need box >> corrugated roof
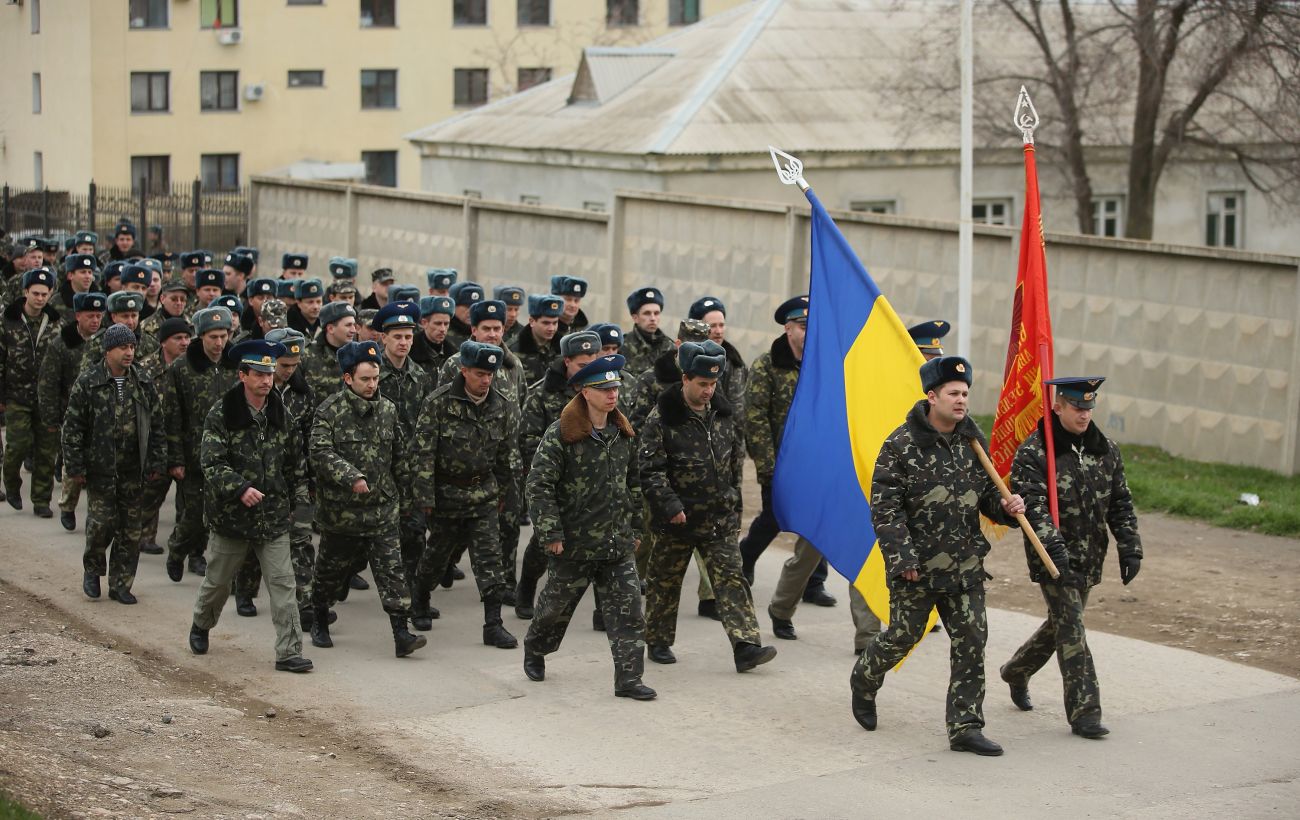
[570,48,677,105]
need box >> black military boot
[60,510,76,531]
[647,644,676,665]
[514,565,541,620]
[850,655,877,731]
[300,607,314,630]
[187,554,207,577]
[411,583,436,632]
[188,623,209,655]
[950,730,1004,756]
[391,615,428,657]
[733,642,777,672]
[82,571,101,599]
[769,608,797,640]
[482,601,518,649]
[166,556,184,582]
[1071,719,1110,739]
[310,605,333,648]
[523,648,545,681]
[235,595,257,617]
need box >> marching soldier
[280,253,309,281]
[136,317,193,555]
[1000,376,1142,739]
[187,338,313,673]
[64,323,166,605]
[494,286,525,345]
[509,294,563,385]
[80,291,160,375]
[588,323,623,355]
[98,221,142,265]
[410,296,456,392]
[287,278,325,337]
[639,341,778,673]
[221,252,253,299]
[308,341,426,658]
[239,279,278,334]
[360,267,394,310]
[52,254,98,321]
[850,356,1023,756]
[624,319,710,429]
[193,268,224,312]
[0,268,62,516]
[161,306,238,582]
[551,275,589,334]
[39,291,106,531]
[622,287,672,376]
[522,354,655,700]
[445,282,483,349]
[688,296,748,412]
[299,301,357,408]
[141,281,191,337]
[425,268,456,298]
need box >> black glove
[1120,555,1141,585]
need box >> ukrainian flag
[772,190,926,624]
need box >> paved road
[2,492,1297,818]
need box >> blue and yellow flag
[772,190,926,624]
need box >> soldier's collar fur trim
[221,383,286,431]
[721,338,746,369]
[516,325,551,355]
[906,399,987,449]
[1044,412,1108,456]
[559,394,634,444]
[653,349,681,385]
[656,381,731,427]
[186,337,233,372]
[61,321,85,349]
[543,359,568,392]
[770,333,799,371]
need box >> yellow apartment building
[1,0,744,192]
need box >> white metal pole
[957,0,974,358]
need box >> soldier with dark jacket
[850,356,1024,756]
[522,354,656,701]
[624,319,710,430]
[64,323,166,605]
[187,340,312,673]
[510,294,563,385]
[639,342,777,673]
[51,254,98,321]
[688,296,748,413]
[410,296,456,393]
[413,341,518,646]
[161,306,238,582]
[141,282,191,339]
[307,341,425,658]
[97,221,143,266]
[445,282,483,350]
[495,286,526,346]
[1000,377,1142,740]
[551,275,590,335]
[39,292,105,531]
[78,291,159,376]
[621,287,672,377]
[0,268,63,515]
[299,301,356,409]
[136,317,193,555]
[286,278,324,338]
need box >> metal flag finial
[769,145,809,191]
[1014,85,1040,145]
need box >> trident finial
[1014,86,1040,145]
[769,146,808,191]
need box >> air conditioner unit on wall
[216,28,242,45]
[244,84,265,102]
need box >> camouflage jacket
[638,383,744,539]
[557,308,589,337]
[37,322,91,429]
[1011,414,1142,586]
[286,305,319,339]
[299,336,344,410]
[871,400,1013,591]
[201,384,305,543]
[410,332,455,393]
[136,349,182,384]
[521,362,575,476]
[49,287,85,323]
[309,387,409,534]
[379,354,427,438]
[413,374,516,517]
[744,334,800,483]
[625,349,680,430]
[716,339,748,417]
[140,304,187,339]
[275,369,316,498]
[509,326,559,386]
[79,326,160,376]
[62,361,165,484]
[622,326,673,377]
[161,342,238,470]
[525,395,643,562]
[445,315,472,350]
[0,299,61,405]
[503,322,523,346]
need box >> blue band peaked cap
[229,339,287,373]
[373,300,420,330]
[689,296,726,320]
[459,340,504,371]
[528,293,563,317]
[426,267,457,290]
[1047,376,1106,409]
[774,294,809,325]
[569,354,626,388]
[679,340,727,378]
[919,355,973,393]
[419,295,455,317]
[907,320,950,351]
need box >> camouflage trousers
[234,505,317,613]
[58,473,84,514]
[83,479,145,593]
[312,527,411,618]
[421,512,506,602]
[853,582,988,742]
[645,531,759,649]
[166,472,209,562]
[1000,583,1100,726]
[3,402,58,506]
[193,531,303,662]
[525,555,647,691]
[498,475,523,593]
[398,508,425,588]
[138,474,172,547]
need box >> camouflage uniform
[556,308,589,336]
[161,343,239,567]
[515,362,577,611]
[79,326,160,375]
[62,361,166,594]
[510,327,560,386]
[0,299,62,506]
[639,383,760,650]
[716,340,748,416]
[410,332,455,393]
[621,326,673,377]
[851,399,1013,742]
[140,305,187,339]
[299,336,344,409]
[445,315,473,350]
[135,348,180,550]
[379,353,429,584]
[1000,414,1142,726]
[38,323,92,518]
[524,396,647,690]
[308,387,414,618]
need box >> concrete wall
[250,177,1300,474]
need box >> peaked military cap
[774,294,809,325]
[21,268,55,291]
[549,275,587,297]
[679,340,727,379]
[102,323,136,351]
[908,320,950,354]
[64,254,98,273]
[527,294,563,318]
[1047,376,1106,410]
[677,318,710,343]
[426,268,457,290]
[449,281,485,306]
[213,295,243,316]
[420,295,455,318]
[161,279,189,294]
[559,330,601,358]
[689,296,726,320]
[626,286,665,314]
[920,355,973,393]
[371,267,396,283]
[180,251,206,269]
[120,264,151,288]
[327,256,357,280]
[319,300,356,328]
[224,252,255,275]
[265,327,307,358]
[193,306,233,335]
[388,284,421,303]
[246,278,277,298]
[276,280,297,298]
[73,291,107,312]
[374,300,420,331]
[229,339,287,373]
[569,354,626,389]
[459,340,504,371]
[337,340,381,373]
[494,285,526,307]
[295,278,324,300]
[588,322,623,349]
[74,230,98,246]
[281,252,308,271]
[469,299,506,325]
[107,291,144,314]
[102,260,127,283]
[156,317,192,343]
[196,268,225,289]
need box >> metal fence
[1,181,248,253]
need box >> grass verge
[0,792,41,820]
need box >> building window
[1091,196,1124,238]
[520,194,541,206]
[33,153,43,189]
[31,74,41,114]
[669,0,699,26]
[850,199,897,215]
[200,71,239,111]
[200,0,238,28]
[517,67,552,91]
[972,198,1012,226]
[454,68,489,107]
[129,0,169,29]
[130,72,170,113]
[517,0,549,26]
[201,154,240,190]
[131,155,171,194]
[583,201,606,213]
[30,0,40,33]
[360,0,396,27]
[454,0,486,25]
[288,70,324,88]
[607,0,638,26]
[1206,191,1244,249]
[362,151,398,187]
[360,69,397,109]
